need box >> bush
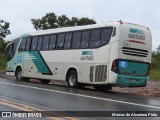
[0,52,7,70]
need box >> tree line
[151,46,160,70]
[31,12,96,30]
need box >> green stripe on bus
[28,51,52,75]
[82,51,93,55]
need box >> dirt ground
[112,81,160,97]
[0,70,160,97]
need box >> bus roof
[29,22,120,36]
[23,21,149,37]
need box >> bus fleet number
[123,42,131,47]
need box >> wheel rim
[69,75,76,86]
[18,71,22,80]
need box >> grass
[0,52,7,70]
[150,69,160,81]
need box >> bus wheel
[94,85,112,92]
[16,68,23,81]
[40,79,51,84]
[67,71,78,88]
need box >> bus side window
[31,36,38,51]
[42,35,50,50]
[26,38,31,51]
[49,34,57,50]
[37,36,43,51]
[56,33,65,49]
[89,29,101,48]
[72,31,81,49]
[64,32,72,49]
[19,38,27,51]
[101,28,113,45]
[80,31,90,49]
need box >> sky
[0,0,159,50]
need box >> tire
[15,68,23,81]
[40,79,51,84]
[94,85,112,92]
[67,71,78,88]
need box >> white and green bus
[6,21,152,91]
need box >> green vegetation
[150,48,160,80]
[150,69,160,80]
[0,19,10,70]
[31,12,96,30]
[0,52,7,70]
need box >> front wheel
[67,71,78,88]
[15,68,23,81]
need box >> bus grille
[122,47,148,57]
[95,65,107,82]
[89,66,94,82]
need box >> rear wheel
[15,68,23,81]
[94,85,112,92]
[40,79,51,84]
[67,71,78,88]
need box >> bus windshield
[6,38,20,61]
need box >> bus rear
[111,22,152,87]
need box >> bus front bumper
[116,74,148,87]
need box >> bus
[6,21,152,91]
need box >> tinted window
[31,37,38,50]
[64,33,72,49]
[72,31,81,49]
[49,35,57,50]
[26,38,31,51]
[101,28,113,45]
[37,36,43,50]
[91,29,101,41]
[19,38,27,51]
[89,29,101,48]
[10,43,14,53]
[80,31,90,49]
[42,35,50,50]
[56,33,65,49]
[7,43,14,61]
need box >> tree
[0,20,11,39]
[77,17,96,26]
[31,12,96,30]
[0,20,11,52]
[156,45,160,53]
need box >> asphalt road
[0,77,160,120]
